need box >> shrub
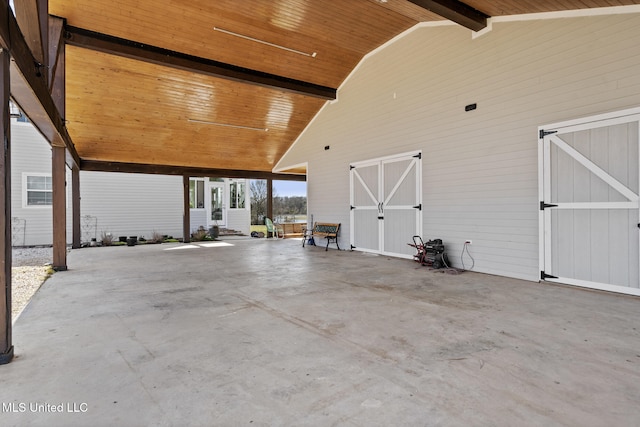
[150,231,164,244]
[191,227,208,241]
[101,231,114,246]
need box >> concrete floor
[1,237,639,427]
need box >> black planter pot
[126,236,137,246]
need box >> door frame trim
[350,150,422,258]
[538,106,640,294]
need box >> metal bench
[302,222,341,251]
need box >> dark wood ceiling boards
[43,0,640,176]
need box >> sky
[274,180,307,197]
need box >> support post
[267,179,273,222]
[183,175,190,243]
[71,164,80,248]
[52,146,67,270]
[0,49,13,365]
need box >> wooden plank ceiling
[45,0,640,176]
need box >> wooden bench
[280,222,305,238]
[302,222,341,251]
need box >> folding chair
[265,218,283,239]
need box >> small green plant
[101,231,114,246]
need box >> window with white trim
[24,174,52,206]
[229,180,246,209]
[189,178,205,209]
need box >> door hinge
[540,201,558,210]
[413,153,422,159]
[349,165,355,170]
[541,271,558,280]
[413,204,422,210]
[539,129,558,140]
[350,205,355,210]
[350,245,356,250]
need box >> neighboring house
[10,117,250,246]
[276,12,640,296]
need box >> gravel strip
[11,247,54,322]
[12,246,53,267]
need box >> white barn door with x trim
[539,107,640,295]
[350,151,422,258]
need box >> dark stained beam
[71,164,81,249]
[182,176,191,243]
[47,15,65,114]
[407,0,489,31]
[0,49,13,365]
[52,146,67,271]
[80,160,307,182]
[13,0,48,71]
[267,179,273,224]
[0,3,80,168]
[64,26,336,101]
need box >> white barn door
[539,108,640,295]
[350,152,422,258]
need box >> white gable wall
[277,13,640,281]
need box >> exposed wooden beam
[64,26,337,101]
[47,15,65,115]
[407,0,489,31]
[80,160,307,182]
[13,0,48,72]
[0,49,13,365]
[0,4,80,168]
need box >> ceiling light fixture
[213,27,317,58]
[188,118,268,132]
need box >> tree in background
[250,180,268,225]
[251,180,307,224]
[273,196,307,222]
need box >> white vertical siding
[189,209,207,233]
[79,171,183,241]
[226,208,251,235]
[11,122,251,245]
[10,120,73,246]
[278,14,640,281]
[11,120,184,244]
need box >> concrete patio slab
[1,238,639,426]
